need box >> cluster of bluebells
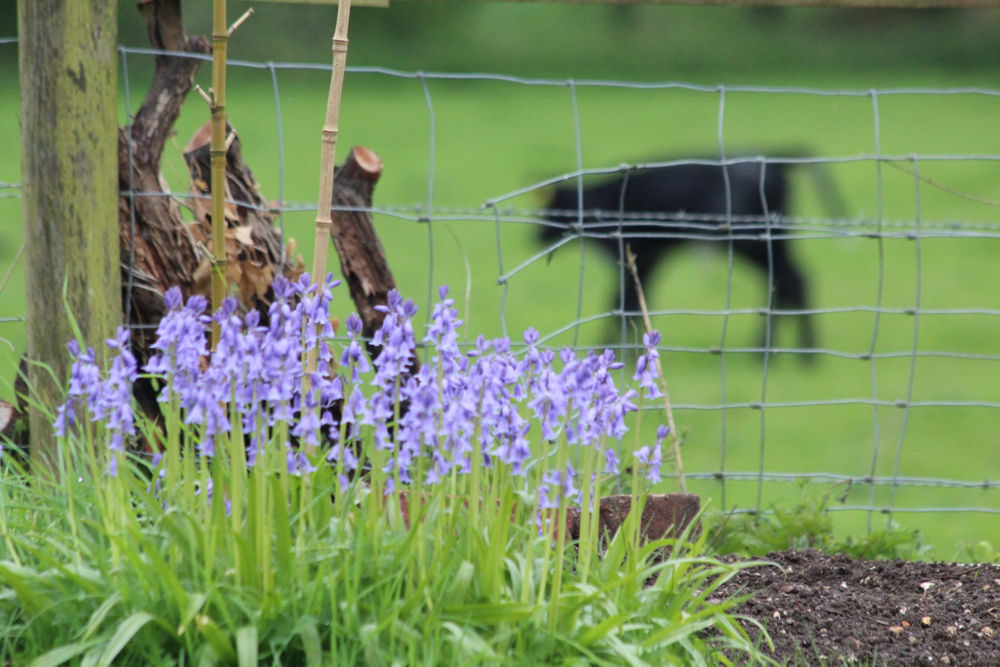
[55,327,138,476]
[53,275,670,503]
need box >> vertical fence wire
[568,79,587,349]
[756,156,776,512]
[419,72,437,330]
[865,89,887,532]
[887,157,923,520]
[120,46,138,332]
[716,86,734,511]
[615,171,631,356]
[4,41,1000,525]
[267,61,288,273]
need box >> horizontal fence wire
[4,39,1000,533]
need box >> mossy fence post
[17,0,122,473]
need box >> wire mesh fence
[3,38,1000,547]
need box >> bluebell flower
[603,448,620,475]
[52,275,671,524]
[633,330,663,400]
[634,424,669,484]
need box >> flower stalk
[47,276,695,654]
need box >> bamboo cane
[311,0,353,288]
[208,0,229,349]
[199,6,253,348]
[307,0,353,381]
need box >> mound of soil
[714,550,1000,665]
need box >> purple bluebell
[633,330,663,400]
[634,424,669,484]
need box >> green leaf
[642,616,718,650]
[441,602,535,625]
[295,616,323,666]
[270,476,292,578]
[578,611,632,647]
[197,614,236,663]
[0,560,43,612]
[177,592,209,637]
[28,640,97,667]
[97,612,156,667]
[443,560,475,604]
[235,625,258,666]
[442,621,499,661]
[80,592,122,642]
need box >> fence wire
[3,40,999,538]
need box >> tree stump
[183,121,304,316]
[329,147,420,378]
[13,0,416,459]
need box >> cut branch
[120,0,209,354]
[329,147,420,378]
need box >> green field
[2,12,1000,560]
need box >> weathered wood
[122,2,303,348]
[329,147,389,337]
[15,1,416,462]
[183,121,305,314]
[18,0,121,471]
[120,0,210,355]
[329,147,418,377]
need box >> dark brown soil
[714,550,1000,665]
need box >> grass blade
[97,611,155,667]
[295,616,322,666]
[235,625,258,666]
[28,641,97,667]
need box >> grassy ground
[2,13,1000,559]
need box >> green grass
[2,33,1000,562]
[0,279,772,663]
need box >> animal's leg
[734,238,815,360]
[770,243,816,358]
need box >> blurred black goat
[540,159,831,355]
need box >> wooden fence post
[17,0,122,472]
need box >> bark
[18,0,121,471]
[119,0,210,354]
[183,121,304,317]
[15,0,414,460]
[329,146,419,377]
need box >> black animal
[540,159,818,354]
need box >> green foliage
[3,2,1000,575]
[706,485,932,562]
[0,318,770,665]
[954,540,1000,564]
[0,446,770,663]
[126,4,1000,79]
